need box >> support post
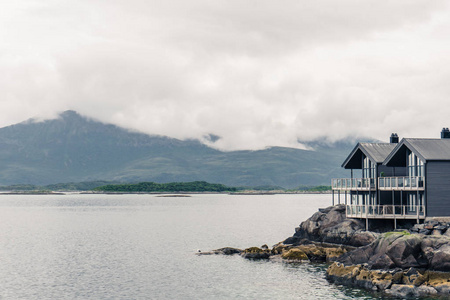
[332,190,334,206]
[338,191,340,205]
[400,191,403,216]
[417,190,420,224]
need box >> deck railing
[331,178,375,191]
[378,176,424,190]
[346,204,425,219]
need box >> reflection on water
[0,194,380,299]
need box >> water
[0,193,382,299]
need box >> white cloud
[1,0,450,150]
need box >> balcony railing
[378,176,424,190]
[346,204,426,219]
[331,178,376,191]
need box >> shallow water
[0,193,391,299]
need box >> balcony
[346,204,426,219]
[331,178,376,191]
[378,176,424,191]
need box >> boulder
[241,247,271,259]
[281,248,309,261]
[292,204,376,247]
[385,234,424,268]
[430,245,450,271]
[197,247,242,255]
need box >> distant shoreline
[0,191,332,196]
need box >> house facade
[332,129,450,227]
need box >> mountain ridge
[0,110,354,188]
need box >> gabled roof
[384,138,450,166]
[342,143,397,169]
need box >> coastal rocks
[241,247,271,259]
[281,248,309,261]
[196,247,242,255]
[336,232,428,270]
[327,263,450,296]
[410,219,450,236]
[291,204,378,247]
[327,231,450,297]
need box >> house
[332,129,450,228]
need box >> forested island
[0,180,331,193]
[93,181,237,193]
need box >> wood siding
[426,161,450,217]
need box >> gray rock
[293,204,373,247]
[386,284,418,298]
[434,284,450,295]
[419,229,432,235]
[241,252,270,259]
[368,254,395,270]
[430,245,450,271]
[416,286,438,296]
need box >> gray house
[332,129,450,228]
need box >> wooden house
[332,129,450,227]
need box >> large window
[362,156,375,178]
[407,150,424,177]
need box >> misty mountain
[0,111,354,188]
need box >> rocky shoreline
[202,204,450,298]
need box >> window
[407,150,424,177]
[362,156,375,179]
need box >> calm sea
[0,194,383,299]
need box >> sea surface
[0,193,388,299]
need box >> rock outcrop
[335,231,450,271]
[288,204,378,247]
[201,204,450,298]
[327,263,450,297]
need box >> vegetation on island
[296,185,331,192]
[93,181,237,193]
[0,181,120,192]
[0,180,331,193]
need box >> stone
[416,286,438,296]
[426,270,450,287]
[430,245,450,271]
[424,220,439,229]
[241,247,271,259]
[281,248,309,261]
[348,231,378,247]
[370,270,393,290]
[368,254,395,270]
[197,247,242,255]
[282,236,300,245]
[386,284,417,298]
[292,204,371,246]
[434,284,450,295]
[385,234,423,268]
[419,229,432,235]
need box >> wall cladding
[426,161,450,217]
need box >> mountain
[0,111,354,188]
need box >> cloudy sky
[1,0,450,150]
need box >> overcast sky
[2,1,450,150]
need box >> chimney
[441,128,450,139]
[390,133,399,143]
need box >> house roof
[342,142,397,169]
[384,138,450,166]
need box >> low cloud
[1,0,449,150]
